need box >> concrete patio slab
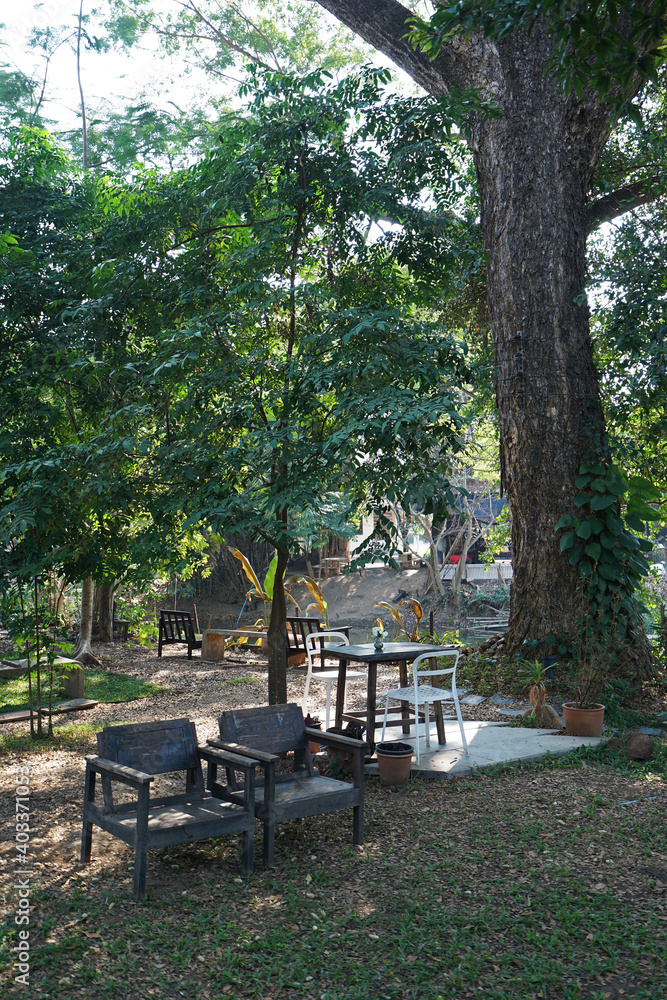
[365,719,601,780]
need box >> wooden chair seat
[234,771,358,819]
[100,798,252,849]
[81,718,258,900]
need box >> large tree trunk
[313,0,654,672]
[472,29,609,654]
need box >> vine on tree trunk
[553,463,661,682]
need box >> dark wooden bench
[157,609,203,658]
[209,703,367,868]
[81,718,258,900]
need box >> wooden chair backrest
[159,610,196,642]
[97,718,204,795]
[286,616,321,653]
[219,703,307,756]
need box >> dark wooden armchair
[81,718,258,900]
[209,703,367,867]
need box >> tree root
[72,640,102,668]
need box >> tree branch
[310,0,469,93]
[586,174,666,232]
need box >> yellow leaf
[229,548,266,600]
[398,598,423,623]
[373,601,403,626]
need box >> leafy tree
[103,67,473,700]
[0,125,209,657]
[1,65,481,701]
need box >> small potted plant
[562,655,607,737]
[562,603,624,737]
[370,619,389,650]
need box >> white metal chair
[302,631,365,730]
[380,649,469,763]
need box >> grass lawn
[0,741,665,999]
[0,668,164,713]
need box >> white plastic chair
[302,631,365,730]
[380,649,469,763]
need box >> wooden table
[321,556,349,576]
[323,641,450,754]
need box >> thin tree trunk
[415,513,445,598]
[451,519,473,604]
[96,580,115,643]
[267,547,288,704]
[72,576,101,667]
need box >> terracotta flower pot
[376,741,414,786]
[562,702,605,737]
[304,716,322,755]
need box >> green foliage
[480,501,511,563]
[409,1,667,108]
[553,462,662,702]
[600,677,665,729]
[457,651,524,696]
[521,658,548,688]
[423,626,462,647]
[456,585,510,613]
[554,463,660,590]
[589,172,667,478]
[106,0,370,78]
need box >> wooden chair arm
[197,745,259,773]
[207,738,278,765]
[85,756,154,787]
[315,731,368,754]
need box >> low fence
[440,561,513,584]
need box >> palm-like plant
[373,598,423,642]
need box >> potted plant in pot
[562,590,629,738]
[375,740,414,786]
[562,658,607,737]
